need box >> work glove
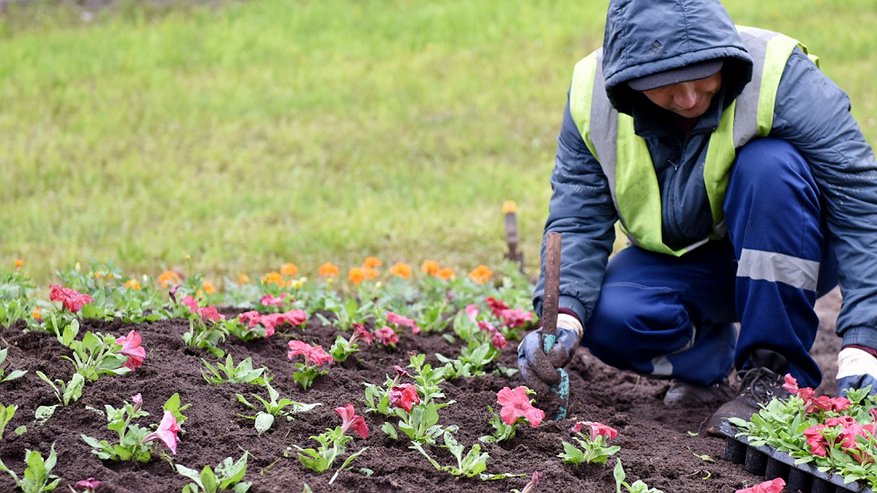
[517,313,583,407]
[836,347,877,397]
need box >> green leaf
[63,372,85,405]
[381,422,398,440]
[175,463,204,487]
[200,466,220,493]
[254,412,275,435]
[35,405,58,425]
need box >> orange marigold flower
[158,270,182,289]
[32,307,42,320]
[14,258,24,269]
[348,267,366,285]
[202,280,216,294]
[502,200,518,214]
[124,279,142,291]
[389,262,412,279]
[436,267,455,281]
[261,271,285,287]
[468,264,493,284]
[363,256,382,269]
[319,262,340,278]
[238,273,251,285]
[280,263,298,277]
[420,260,440,276]
[364,267,380,280]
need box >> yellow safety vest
[568,26,817,256]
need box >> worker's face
[641,72,722,119]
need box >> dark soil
[0,289,843,493]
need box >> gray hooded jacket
[535,0,877,349]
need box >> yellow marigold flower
[14,258,24,269]
[502,200,518,214]
[468,264,493,284]
[348,267,365,285]
[158,270,182,288]
[32,307,42,320]
[319,262,340,278]
[238,273,251,285]
[436,267,455,281]
[261,271,285,287]
[124,279,141,290]
[289,277,307,289]
[363,256,382,269]
[202,280,216,294]
[281,263,298,277]
[420,259,440,276]
[389,262,412,279]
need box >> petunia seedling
[613,459,665,493]
[236,383,320,435]
[294,404,370,484]
[81,395,184,462]
[0,443,61,493]
[329,323,374,363]
[481,386,544,444]
[287,340,333,390]
[201,355,271,386]
[175,451,252,493]
[0,347,27,383]
[558,420,621,465]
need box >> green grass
[1,0,875,285]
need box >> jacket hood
[602,0,754,116]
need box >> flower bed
[0,259,815,492]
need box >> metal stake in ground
[541,231,569,420]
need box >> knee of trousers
[730,138,818,198]
[584,283,694,365]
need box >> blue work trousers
[584,139,837,388]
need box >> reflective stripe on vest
[569,27,814,256]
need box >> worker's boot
[704,349,789,435]
[663,379,735,407]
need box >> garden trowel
[541,231,570,420]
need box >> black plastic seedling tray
[719,422,873,493]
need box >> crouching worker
[518,0,877,432]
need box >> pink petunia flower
[496,386,544,427]
[374,327,399,347]
[181,295,225,322]
[143,410,182,455]
[386,311,420,335]
[351,323,374,345]
[478,321,507,350]
[287,340,333,366]
[804,424,829,456]
[49,284,94,313]
[485,297,534,328]
[465,304,480,324]
[571,421,618,441]
[335,403,369,439]
[75,478,102,491]
[735,478,786,493]
[389,383,420,413]
[393,365,410,378]
[131,393,143,411]
[115,330,146,370]
[259,293,290,306]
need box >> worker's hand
[517,314,582,399]
[836,347,877,396]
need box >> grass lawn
[1,0,875,285]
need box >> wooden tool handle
[541,232,562,337]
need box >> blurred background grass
[1,0,875,285]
